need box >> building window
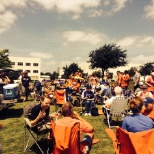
[12,62,15,65]
[18,62,23,66]
[33,70,38,73]
[26,63,31,66]
[27,70,31,73]
[33,63,38,66]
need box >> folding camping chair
[105,127,154,154]
[103,97,128,128]
[50,121,81,154]
[23,102,50,154]
[54,89,66,112]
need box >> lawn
[0,97,114,154]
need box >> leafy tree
[0,49,12,68]
[128,67,135,77]
[88,43,128,77]
[40,72,44,75]
[62,63,83,79]
[139,62,154,77]
[50,71,59,80]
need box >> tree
[139,62,154,77]
[62,63,83,79]
[50,71,59,80]
[88,43,128,77]
[0,49,12,68]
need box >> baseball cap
[86,84,91,89]
[138,82,143,86]
[133,67,137,71]
[144,97,154,105]
[140,84,147,89]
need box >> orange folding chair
[105,127,154,154]
[50,121,82,154]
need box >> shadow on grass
[0,107,23,120]
[27,138,54,154]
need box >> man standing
[133,68,141,92]
[22,71,31,101]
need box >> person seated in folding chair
[53,102,95,154]
[103,86,123,109]
[141,97,154,122]
[82,84,95,116]
[122,96,154,133]
[30,94,53,132]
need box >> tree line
[0,44,154,80]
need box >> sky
[0,0,154,75]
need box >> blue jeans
[82,100,94,113]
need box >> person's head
[151,72,154,78]
[86,84,92,91]
[61,102,73,117]
[129,97,143,113]
[114,86,122,95]
[124,70,128,74]
[40,94,52,109]
[140,84,148,93]
[23,71,28,76]
[116,71,120,75]
[133,67,138,72]
[144,97,154,112]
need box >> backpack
[91,106,99,116]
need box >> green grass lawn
[0,97,114,154]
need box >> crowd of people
[1,68,154,153]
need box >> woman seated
[136,84,153,99]
[122,97,154,133]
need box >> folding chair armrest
[24,118,32,128]
[102,105,111,111]
[24,118,47,129]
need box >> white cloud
[0,11,17,33]
[117,36,138,47]
[73,57,81,61]
[63,31,102,45]
[144,0,154,19]
[129,55,154,64]
[88,9,103,17]
[31,0,100,13]
[30,52,53,59]
[117,35,154,48]
[0,0,26,9]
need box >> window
[26,63,31,66]
[27,70,31,73]
[33,63,38,66]
[33,70,38,73]
[18,62,23,66]
[12,62,15,65]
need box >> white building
[9,57,41,80]
[57,67,63,78]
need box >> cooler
[3,84,20,99]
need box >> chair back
[116,127,154,154]
[55,89,66,105]
[23,102,38,118]
[110,97,128,117]
[51,121,81,154]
